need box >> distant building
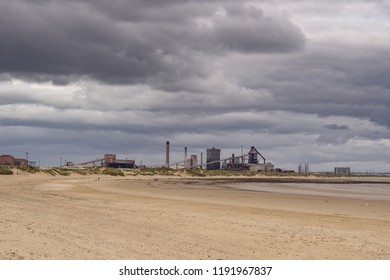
[103,154,135,168]
[206,147,221,170]
[185,155,198,169]
[334,167,351,175]
[249,163,274,172]
[0,155,28,167]
[298,163,310,173]
[74,153,135,168]
[226,153,248,171]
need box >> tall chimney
[166,141,170,167]
[184,147,188,169]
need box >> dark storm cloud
[226,44,390,129]
[212,5,304,53]
[0,0,164,84]
[0,0,305,84]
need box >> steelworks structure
[73,154,135,168]
[224,146,274,172]
[166,143,275,172]
[248,146,266,164]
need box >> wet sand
[1,174,389,259]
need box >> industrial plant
[0,147,361,175]
[165,141,278,172]
[3,140,357,175]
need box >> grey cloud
[212,5,305,53]
[324,124,351,131]
[0,0,305,85]
[225,45,390,129]
[376,0,390,16]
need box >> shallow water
[224,182,390,201]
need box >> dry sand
[1,173,390,260]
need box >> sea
[225,182,390,201]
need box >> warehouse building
[73,153,135,168]
[0,155,28,167]
[103,154,135,168]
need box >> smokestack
[166,141,170,167]
[241,145,243,164]
[184,147,188,169]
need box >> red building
[0,155,28,167]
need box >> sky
[1,0,390,172]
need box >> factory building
[103,154,135,168]
[250,163,274,172]
[246,146,275,171]
[0,155,28,167]
[74,154,135,168]
[334,167,350,175]
[225,154,248,170]
[206,147,221,170]
[185,155,198,169]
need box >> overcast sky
[1,0,390,171]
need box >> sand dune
[1,173,389,259]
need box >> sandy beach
[1,173,390,260]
